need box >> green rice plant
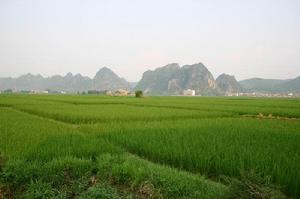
[1,94,299,198]
[12,103,235,124]
[0,107,122,161]
[78,183,121,199]
[1,157,93,198]
[0,103,228,198]
[97,118,300,197]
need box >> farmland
[0,94,300,198]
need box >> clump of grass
[223,171,286,199]
[97,153,227,199]
[136,181,162,199]
[78,183,121,199]
[0,152,7,198]
[0,152,6,172]
[24,180,58,199]
[1,157,94,198]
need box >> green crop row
[11,103,235,124]
[89,117,300,197]
[2,94,300,118]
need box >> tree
[4,89,13,93]
[135,90,143,98]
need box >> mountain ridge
[136,63,236,95]
[239,77,299,93]
[216,74,242,94]
[0,63,299,95]
[0,67,131,92]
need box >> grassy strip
[11,103,235,124]
[96,153,228,199]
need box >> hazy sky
[0,0,300,81]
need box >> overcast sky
[0,0,300,81]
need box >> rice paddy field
[0,94,299,198]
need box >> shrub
[135,90,143,98]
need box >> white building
[106,90,113,96]
[114,89,129,96]
[183,89,196,96]
[41,90,49,94]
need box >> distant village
[0,88,133,96]
[225,92,299,97]
[181,89,299,98]
[0,88,299,98]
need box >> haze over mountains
[0,63,299,95]
[136,63,219,95]
[239,77,300,94]
[0,67,130,93]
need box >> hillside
[216,74,242,94]
[0,63,299,95]
[136,63,219,95]
[239,77,300,93]
[0,67,130,92]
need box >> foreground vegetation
[0,94,299,198]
